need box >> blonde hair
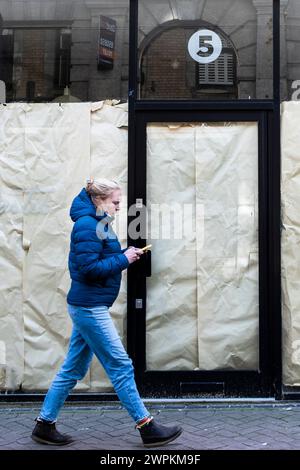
[86,178,120,200]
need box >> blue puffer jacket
[67,188,129,307]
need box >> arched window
[139,21,237,100]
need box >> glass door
[127,110,274,397]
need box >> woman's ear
[92,196,104,209]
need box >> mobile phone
[141,244,152,252]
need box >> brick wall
[141,28,193,100]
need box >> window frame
[127,0,282,398]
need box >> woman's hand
[124,247,144,264]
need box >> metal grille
[198,52,234,86]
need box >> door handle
[144,250,151,277]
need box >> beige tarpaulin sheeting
[1,100,298,389]
[22,103,91,391]
[89,101,128,391]
[281,101,300,386]
[146,122,259,370]
[146,124,198,370]
[0,102,128,391]
[196,124,259,370]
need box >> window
[0,0,130,103]
[54,29,71,90]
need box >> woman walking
[31,179,182,447]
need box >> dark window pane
[0,0,129,103]
[138,0,273,100]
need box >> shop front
[0,0,299,399]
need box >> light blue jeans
[39,304,150,423]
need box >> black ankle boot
[138,419,182,448]
[31,419,73,446]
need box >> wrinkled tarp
[146,122,259,370]
[0,104,26,389]
[281,101,300,386]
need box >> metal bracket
[136,198,143,209]
[135,299,143,309]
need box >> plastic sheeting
[146,122,259,370]
[281,101,300,386]
[0,102,128,391]
[1,100,298,389]
[22,103,91,391]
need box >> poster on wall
[97,15,117,70]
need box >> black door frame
[0,0,281,403]
[127,0,281,398]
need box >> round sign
[188,29,222,64]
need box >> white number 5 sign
[188,29,222,64]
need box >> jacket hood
[70,188,113,223]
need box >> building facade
[0,1,299,399]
